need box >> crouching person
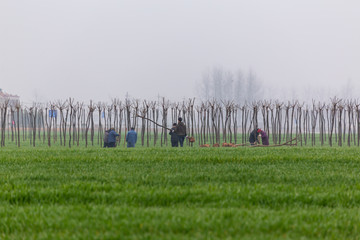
[249,128,260,145]
[258,129,269,145]
[126,127,137,148]
[108,128,119,148]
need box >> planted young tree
[222,101,233,143]
[28,105,38,147]
[56,100,69,147]
[125,98,132,131]
[68,99,76,148]
[151,101,159,146]
[241,104,249,144]
[76,103,84,146]
[274,102,283,144]
[209,100,219,144]
[290,101,297,140]
[355,101,360,147]
[338,103,344,147]
[132,99,140,132]
[295,103,304,146]
[15,101,21,147]
[85,101,96,147]
[284,102,291,142]
[45,103,56,147]
[196,103,207,145]
[39,108,46,144]
[160,98,170,147]
[97,102,103,146]
[346,100,354,147]
[117,101,124,147]
[9,106,15,143]
[0,99,9,147]
[144,101,150,147]
[232,104,239,144]
[140,103,147,146]
[107,103,113,130]
[317,103,326,146]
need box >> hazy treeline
[0,97,359,147]
[198,67,360,103]
[199,67,263,103]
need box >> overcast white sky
[1,0,359,104]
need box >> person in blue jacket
[126,127,137,148]
[103,129,110,148]
[169,123,179,147]
[107,128,119,148]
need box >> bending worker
[249,128,260,145]
[258,129,269,145]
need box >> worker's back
[175,122,186,136]
[126,130,137,147]
[249,129,258,144]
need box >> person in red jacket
[258,129,269,145]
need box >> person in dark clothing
[108,128,119,147]
[259,129,269,145]
[249,128,260,145]
[175,117,187,147]
[126,127,137,148]
[103,129,110,148]
[169,123,179,147]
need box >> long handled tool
[136,115,172,131]
[124,127,127,148]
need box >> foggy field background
[1,1,360,239]
[1,0,359,103]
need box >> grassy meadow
[1,146,360,239]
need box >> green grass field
[1,146,360,239]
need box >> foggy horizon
[1,0,359,104]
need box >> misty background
[1,0,359,104]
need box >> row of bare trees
[0,97,359,147]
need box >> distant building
[0,88,20,106]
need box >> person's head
[173,123,177,127]
[110,128,115,131]
[257,129,262,133]
[178,117,182,122]
[131,127,135,131]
